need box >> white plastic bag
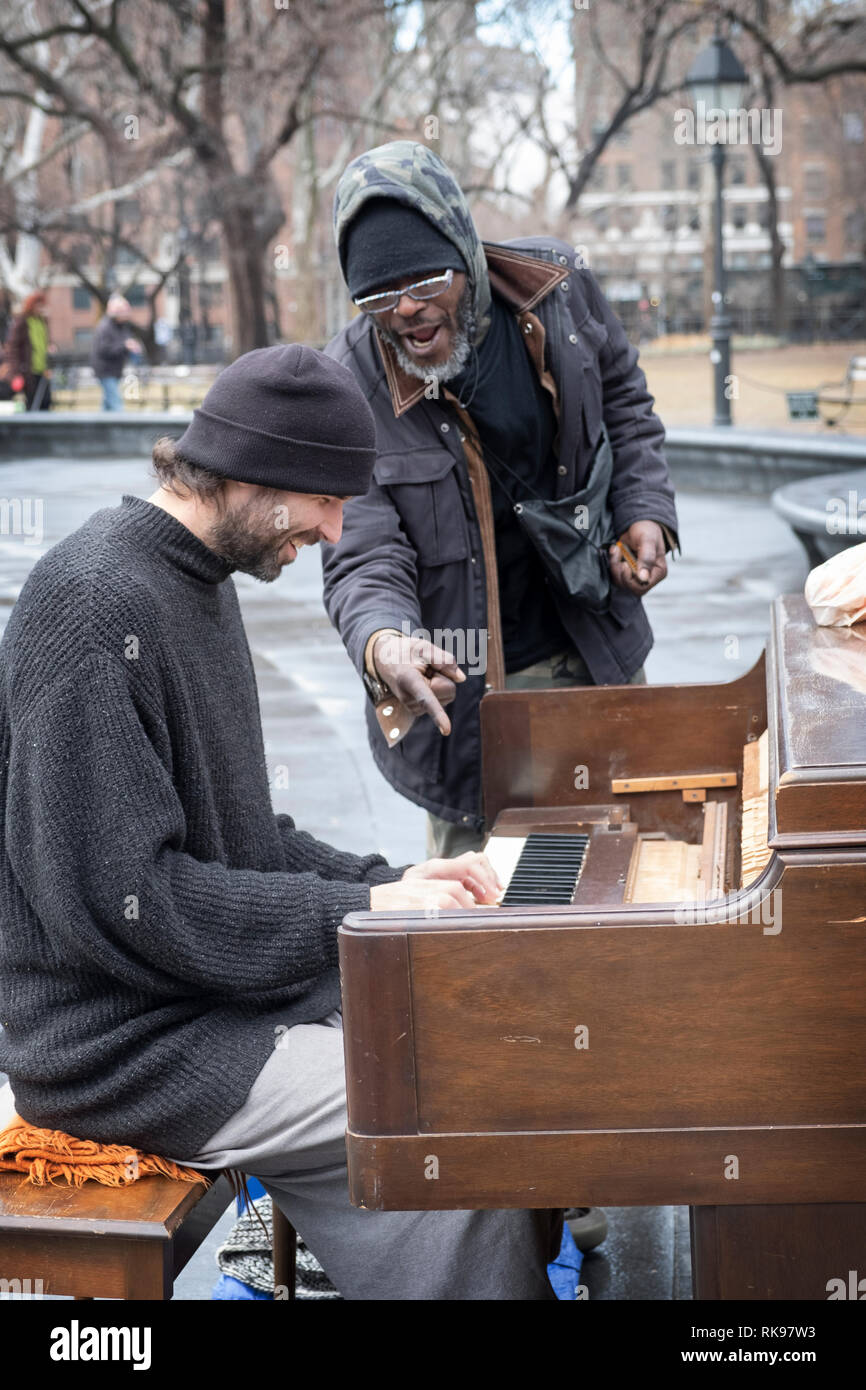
[804,541,866,627]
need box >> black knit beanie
[173,344,376,496]
[341,198,466,300]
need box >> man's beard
[376,282,477,383]
[206,493,315,582]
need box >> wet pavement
[0,456,811,1299]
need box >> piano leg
[690,1204,866,1300]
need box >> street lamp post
[686,31,749,426]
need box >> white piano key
[481,835,527,901]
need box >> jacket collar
[372,242,570,418]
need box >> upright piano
[338,595,866,1299]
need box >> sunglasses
[353,268,454,314]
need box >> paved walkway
[0,456,811,1299]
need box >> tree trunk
[753,56,787,338]
[212,165,285,357]
[292,103,321,346]
[221,202,270,358]
[754,145,787,337]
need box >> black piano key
[500,832,589,907]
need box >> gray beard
[377,284,477,384]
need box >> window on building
[729,155,747,185]
[72,286,92,311]
[803,166,827,198]
[688,210,701,232]
[842,112,864,143]
[805,214,826,242]
[618,208,634,234]
[616,164,632,190]
[802,120,824,151]
[731,205,747,230]
[845,209,865,247]
[613,127,631,146]
[686,162,701,190]
[588,163,607,190]
[125,284,147,306]
[593,208,610,233]
[662,204,678,233]
[116,198,139,223]
[660,160,676,190]
[200,236,222,262]
[74,328,94,352]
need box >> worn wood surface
[691,1203,866,1300]
[346,1128,866,1211]
[0,1171,232,1299]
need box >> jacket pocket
[376,449,470,567]
[606,581,642,628]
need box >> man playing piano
[322,140,680,862]
[0,344,562,1300]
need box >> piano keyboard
[487,832,589,906]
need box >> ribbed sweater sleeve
[6,651,372,996]
[274,814,408,885]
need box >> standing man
[322,141,680,859]
[90,293,140,410]
[0,343,561,1300]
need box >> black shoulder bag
[475,422,617,614]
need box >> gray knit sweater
[0,494,401,1155]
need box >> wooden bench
[0,1084,296,1300]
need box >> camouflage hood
[332,140,492,349]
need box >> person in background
[90,294,141,410]
[154,316,173,365]
[0,289,13,349]
[2,290,54,410]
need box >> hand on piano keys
[369,852,504,912]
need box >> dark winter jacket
[321,141,679,830]
[90,314,130,378]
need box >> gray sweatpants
[164,1009,561,1300]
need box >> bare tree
[714,0,866,81]
[0,0,409,355]
[557,0,705,214]
[716,0,866,336]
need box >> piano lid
[769,592,866,848]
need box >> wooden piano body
[338,595,866,1298]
